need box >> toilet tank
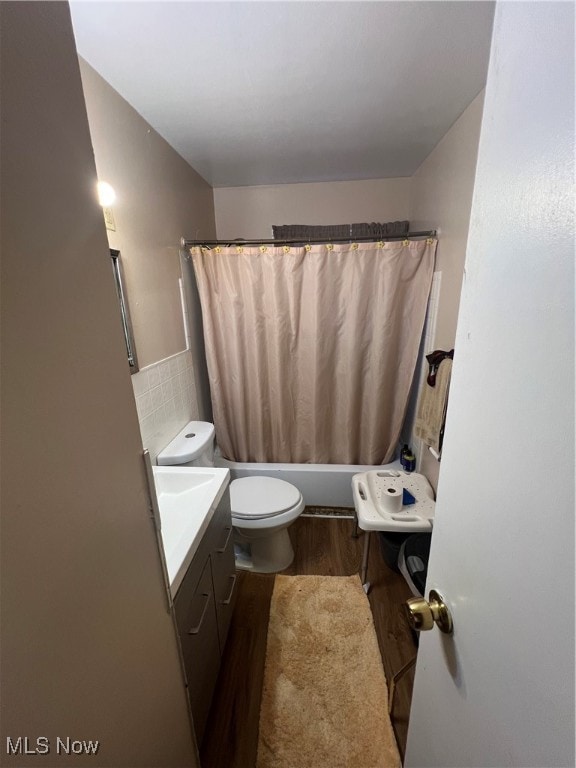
[156,421,215,467]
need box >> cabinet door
[211,520,237,652]
[174,557,220,745]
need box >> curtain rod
[181,230,437,248]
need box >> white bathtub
[214,453,402,508]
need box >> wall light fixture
[97,181,116,207]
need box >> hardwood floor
[200,516,417,768]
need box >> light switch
[103,207,116,231]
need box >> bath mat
[256,575,401,768]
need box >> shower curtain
[192,239,436,464]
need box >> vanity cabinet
[211,512,237,646]
[173,488,237,745]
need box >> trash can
[398,533,432,596]
[378,532,411,573]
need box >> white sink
[152,466,230,595]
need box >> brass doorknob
[405,589,453,634]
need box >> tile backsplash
[131,349,200,461]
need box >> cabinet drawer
[176,557,220,745]
[212,524,237,651]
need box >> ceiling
[70,1,494,188]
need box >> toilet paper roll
[380,485,403,513]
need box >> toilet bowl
[230,476,305,573]
[157,422,304,573]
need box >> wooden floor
[200,516,417,768]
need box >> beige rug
[257,575,401,768]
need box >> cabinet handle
[215,526,233,554]
[221,574,237,606]
[188,592,211,635]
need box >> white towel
[414,358,452,455]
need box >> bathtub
[214,452,402,508]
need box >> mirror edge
[110,249,139,374]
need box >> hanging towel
[425,348,454,387]
[414,357,453,455]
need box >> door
[405,4,574,767]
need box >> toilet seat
[231,476,303,520]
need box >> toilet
[156,421,304,573]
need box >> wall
[214,122,482,485]
[409,91,485,489]
[79,45,479,475]
[79,58,216,442]
[214,177,411,239]
[0,3,197,766]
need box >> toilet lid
[230,477,302,519]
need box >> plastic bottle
[400,444,410,469]
[404,450,416,473]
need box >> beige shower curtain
[192,239,436,464]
